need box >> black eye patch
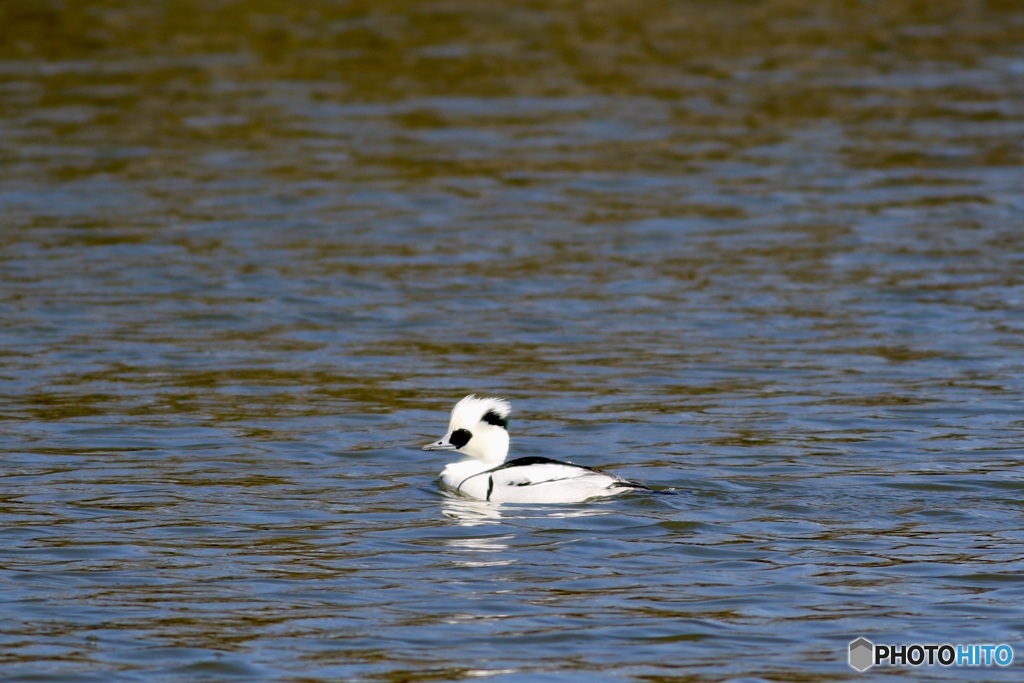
[449,428,472,448]
[481,410,507,428]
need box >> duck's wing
[491,456,598,483]
[478,456,647,502]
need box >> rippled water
[2,1,1024,681]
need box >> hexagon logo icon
[849,638,874,672]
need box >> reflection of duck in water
[423,395,648,504]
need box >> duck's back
[443,456,645,503]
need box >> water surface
[2,1,1024,681]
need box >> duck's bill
[423,439,456,451]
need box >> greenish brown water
[2,1,1024,681]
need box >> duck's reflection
[441,496,505,525]
[438,498,514,565]
[441,494,615,525]
[438,495,616,568]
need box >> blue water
[3,2,1024,681]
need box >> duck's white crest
[422,395,647,504]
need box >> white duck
[423,395,647,503]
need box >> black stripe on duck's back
[489,456,651,490]
[490,456,598,472]
[608,479,650,490]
